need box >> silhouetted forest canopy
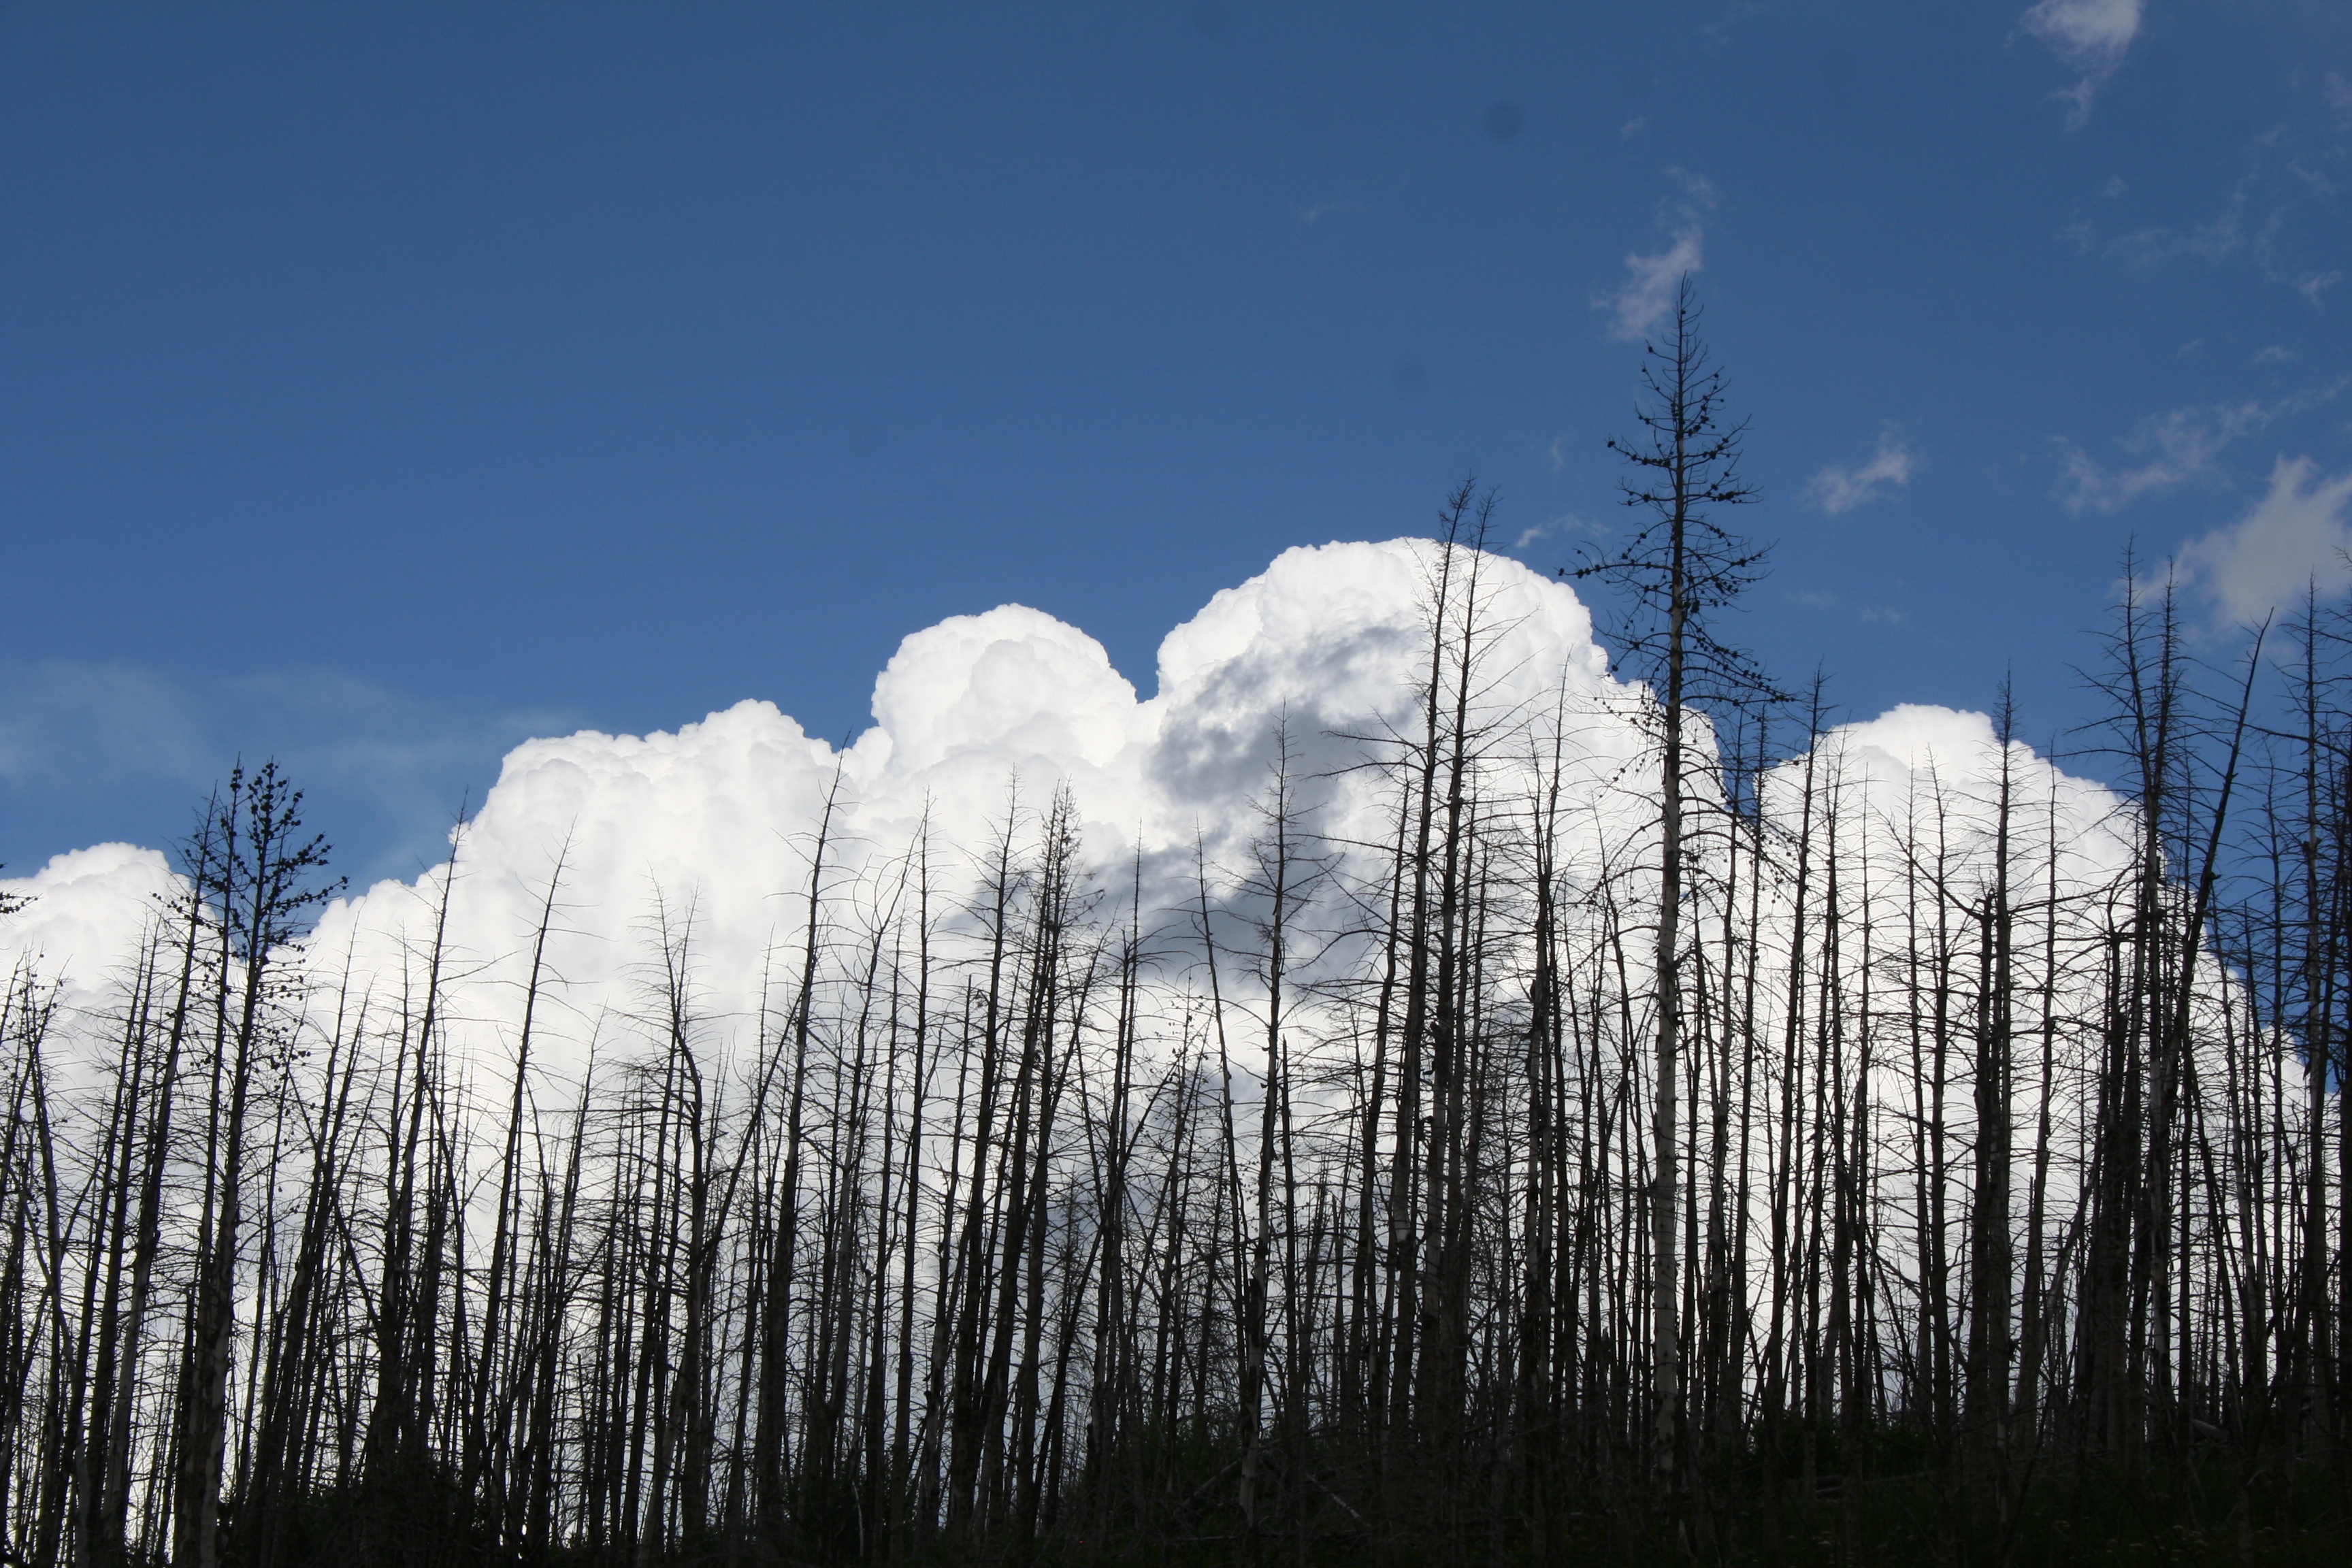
[5,301,2350,1567]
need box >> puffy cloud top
[0,843,179,1003]
[1806,703,2132,887]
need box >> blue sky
[3,1,2347,883]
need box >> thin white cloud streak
[0,662,212,789]
[2076,107,2345,304]
[2059,401,2272,512]
[0,659,574,882]
[1603,229,1702,341]
[1599,170,1715,341]
[2055,380,2349,513]
[2102,189,2251,268]
[1803,433,1916,515]
[2178,456,2352,625]
[1510,512,1588,551]
[0,662,562,791]
[2019,0,2142,129]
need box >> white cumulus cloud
[5,542,1629,1075]
[2178,455,2352,625]
[0,540,2146,1134]
[0,844,180,1007]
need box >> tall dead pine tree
[1570,275,1774,1498]
[171,762,340,1568]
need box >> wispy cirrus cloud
[2100,176,2255,268]
[1509,512,1596,552]
[0,659,573,883]
[1295,198,1361,226]
[2059,401,2273,512]
[2070,105,2346,304]
[2019,0,2142,129]
[0,662,213,791]
[1597,169,1714,341]
[1803,432,1917,515]
[2055,380,2349,513]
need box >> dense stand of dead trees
[1,555,2345,1567]
[5,340,2351,1568]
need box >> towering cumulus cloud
[0,539,2112,1065]
[0,541,1622,1052]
